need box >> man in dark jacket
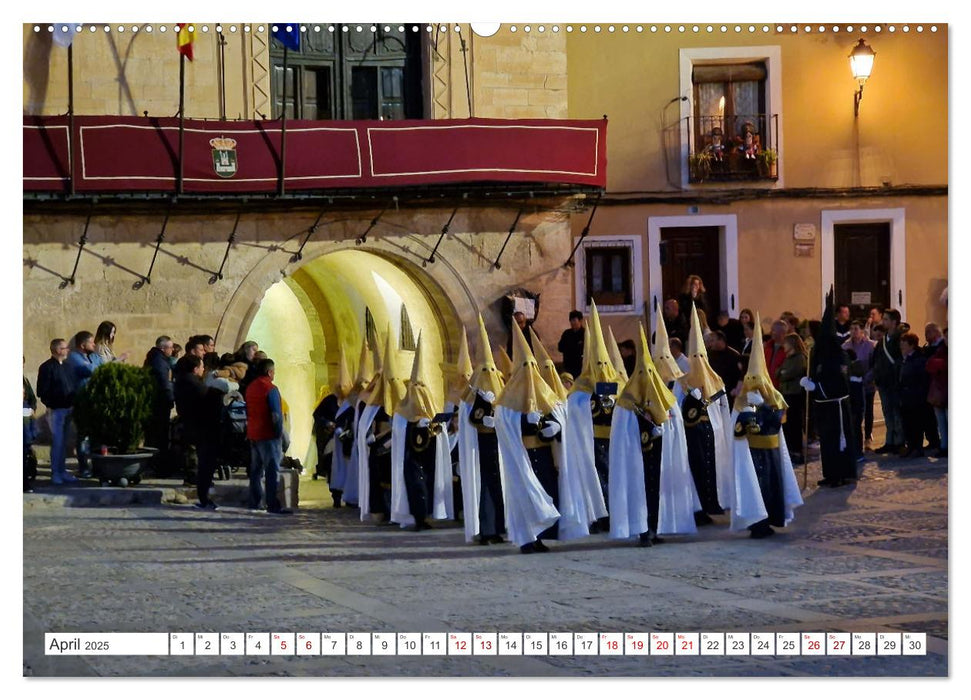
[872,310,905,453]
[174,355,225,509]
[898,333,931,458]
[144,336,176,472]
[37,338,77,484]
[557,310,585,380]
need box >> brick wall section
[472,29,568,119]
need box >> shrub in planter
[73,362,156,454]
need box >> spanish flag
[177,23,194,61]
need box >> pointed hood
[814,286,845,363]
[495,346,514,380]
[462,314,505,403]
[351,336,375,394]
[571,300,618,394]
[332,344,353,402]
[366,324,407,414]
[681,302,724,400]
[618,323,677,424]
[496,319,560,415]
[652,300,684,384]
[442,328,473,405]
[530,326,568,400]
[605,325,629,384]
[735,311,787,411]
[397,334,439,421]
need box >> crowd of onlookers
[554,274,947,468]
[24,322,292,513]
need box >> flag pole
[278,44,288,196]
[67,41,75,196]
[178,51,186,195]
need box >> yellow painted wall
[567,28,947,191]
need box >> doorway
[834,223,891,319]
[660,226,722,319]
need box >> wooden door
[659,226,721,318]
[834,223,891,318]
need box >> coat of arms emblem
[209,137,238,178]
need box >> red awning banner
[24,116,607,194]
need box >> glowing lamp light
[850,38,876,116]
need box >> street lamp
[850,38,876,117]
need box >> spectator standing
[867,307,884,338]
[678,274,708,324]
[843,322,877,450]
[713,310,745,353]
[618,339,637,377]
[834,305,852,343]
[557,310,585,380]
[144,336,176,469]
[669,337,690,375]
[66,330,103,477]
[37,339,77,484]
[235,340,260,394]
[898,333,930,458]
[872,310,905,453]
[707,331,742,400]
[94,321,128,364]
[845,348,867,460]
[763,320,789,390]
[246,358,290,514]
[506,311,535,357]
[920,324,944,454]
[663,299,688,347]
[925,327,948,458]
[174,355,225,509]
[776,333,808,464]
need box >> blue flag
[272,24,301,52]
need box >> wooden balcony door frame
[821,208,907,322]
[647,214,739,331]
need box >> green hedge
[73,362,157,454]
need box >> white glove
[651,425,664,438]
[334,427,344,438]
[417,417,431,428]
[478,390,496,404]
[539,422,561,438]
[690,388,702,400]
[747,391,764,407]
[482,415,496,428]
[526,411,542,425]
[23,407,34,418]
[366,434,376,445]
[799,376,816,392]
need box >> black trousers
[195,439,218,505]
[642,441,662,534]
[477,433,506,537]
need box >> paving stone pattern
[23,448,948,677]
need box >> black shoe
[533,540,550,553]
[749,525,775,539]
[903,449,925,459]
[694,512,714,526]
[205,501,218,511]
[477,535,491,545]
[649,531,665,545]
[874,444,894,454]
[934,448,948,458]
[487,535,506,544]
[520,543,536,554]
[638,532,654,547]
[413,521,432,531]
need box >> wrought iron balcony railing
[685,113,779,184]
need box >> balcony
[685,113,779,184]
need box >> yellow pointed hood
[735,312,788,411]
[366,324,407,414]
[352,336,375,395]
[606,325,629,384]
[652,300,684,384]
[462,314,505,403]
[332,343,353,402]
[496,319,560,415]
[571,300,619,394]
[618,323,678,424]
[680,302,724,400]
[442,328,473,405]
[530,326,568,400]
[495,346,514,381]
[397,333,439,421]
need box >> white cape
[456,400,483,543]
[328,399,352,495]
[355,404,380,522]
[564,392,609,523]
[338,400,361,505]
[726,408,768,531]
[608,407,700,539]
[729,415,805,531]
[494,406,560,547]
[550,402,588,541]
[709,393,736,511]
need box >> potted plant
[757,148,778,179]
[72,362,157,487]
[688,151,712,183]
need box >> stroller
[217,394,249,480]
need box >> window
[679,46,783,187]
[270,25,423,120]
[574,236,644,315]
